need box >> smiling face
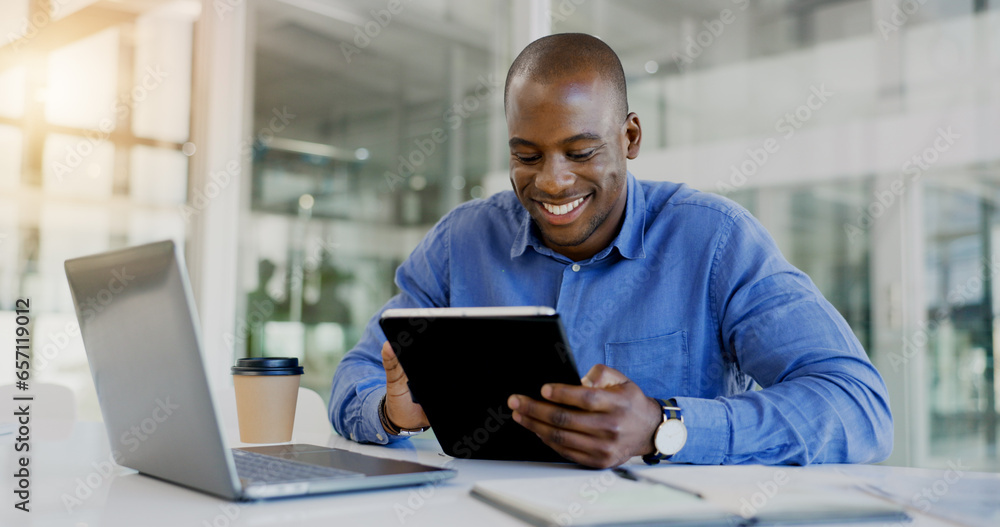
[507,72,641,261]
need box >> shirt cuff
[668,396,730,465]
[360,386,416,445]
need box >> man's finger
[513,410,626,467]
[508,394,611,435]
[539,383,620,412]
[512,409,602,453]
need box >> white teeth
[542,197,584,216]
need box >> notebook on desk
[471,465,910,527]
[65,240,455,500]
[472,473,735,527]
[633,465,910,525]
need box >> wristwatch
[378,394,429,437]
[642,398,687,465]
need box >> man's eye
[514,154,541,164]
[567,150,595,161]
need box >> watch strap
[642,398,682,465]
[378,393,429,437]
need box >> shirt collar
[510,172,646,261]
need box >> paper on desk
[633,465,907,523]
[822,464,1000,527]
[472,473,736,526]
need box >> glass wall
[0,0,198,420]
[924,176,999,465]
[240,0,507,396]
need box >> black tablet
[379,306,581,463]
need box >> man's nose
[534,157,575,196]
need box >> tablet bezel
[382,306,556,318]
[378,306,580,463]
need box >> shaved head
[504,33,628,121]
[504,33,641,261]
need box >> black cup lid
[231,357,304,376]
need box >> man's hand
[381,341,429,431]
[507,364,663,468]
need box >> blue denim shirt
[328,173,893,465]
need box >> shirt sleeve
[327,215,452,444]
[670,211,893,465]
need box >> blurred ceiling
[250,0,884,146]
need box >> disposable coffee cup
[231,357,304,443]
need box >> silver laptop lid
[65,240,242,500]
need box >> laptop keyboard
[232,448,362,484]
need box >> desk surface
[3,421,997,527]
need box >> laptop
[64,240,455,500]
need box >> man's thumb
[381,341,398,364]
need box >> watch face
[654,419,687,456]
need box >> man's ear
[623,112,642,160]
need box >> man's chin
[531,212,600,250]
[538,227,591,250]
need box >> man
[329,33,892,468]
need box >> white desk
[2,421,996,527]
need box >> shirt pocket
[604,331,689,398]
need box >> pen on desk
[612,467,705,499]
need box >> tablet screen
[379,307,581,462]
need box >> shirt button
[571,264,581,272]
[376,433,384,441]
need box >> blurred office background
[0,0,998,471]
